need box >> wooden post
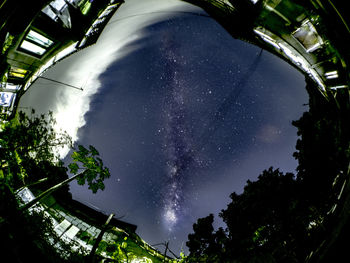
[19,172,83,211]
[88,213,115,263]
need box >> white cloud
[18,0,202,158]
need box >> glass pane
[64,225,80,239]
[54,219,71,236]
[26,30,54,48]
[67,0,81,4]
[0,92,15,107]
[5,83,20,91]
[42,5,58,21]
[292,20,323,53]
[50,0,66,12]
[20,40,47,55]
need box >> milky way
[159,32,203,230]
[22,3,309,253]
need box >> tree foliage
[68,145,111,193]
[0,178,86,262]
[186,80,350,262]
[292,81,350,211]
[0,109,71,187]
[186,168,312,262]
[0,110,111,261]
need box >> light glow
[9,67,28,79]
[165,208,177,223]
[27,30,54,48]
[330,85,348,90]
[20,40,47,55]
[9,72,26,79]
[325,70,339,79]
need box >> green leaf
[68,163,79,174]
[89,145,99,156]
[77,176,86,185]
[78,145,88,156]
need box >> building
[3,0,350,260]
[182,0,350,98]
[0,0,124,119]
[17,186,174,262]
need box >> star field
[22,5,308,254]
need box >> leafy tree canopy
[185,80,350,262]
[68,145,111,193]
[0,109,71,188]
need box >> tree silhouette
[20,144,110,211]
[292,80,350,213]
[186,214,226,262]
[0,110,71,188]
[186,79,350,262]
[186,168,315,262]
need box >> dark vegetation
[1,77,350,262]
[0,110,110,262]
[185,79,350,262]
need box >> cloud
[18,0,202,158]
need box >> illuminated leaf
[68,163,79,174]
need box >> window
[26,30,54,48]
[20,40,47,55]
[42,5,58,21]
[5,83,21,91]
[42,0,72,28]
[54,219,72,236]
[0,92,16,107]
[292,19,323,53]
[50,0,66,11]
[19,30,54,56]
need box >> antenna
[37,76,84,91]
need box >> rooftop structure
[182,0,350,98]
[17,187,174,262]
[2,0,350,260]
[0,0,124,120]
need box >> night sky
[19,0,308,255]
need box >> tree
[17,159,72,201]
[186,214,226,263]
[20,144,110,211]
[185,79,350,262]
[0,110,110,262]
[186,168,312,262]
[0,180,87,263]
[292,80,350,212]
[0,110,110,210]
[0,110,72,188]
